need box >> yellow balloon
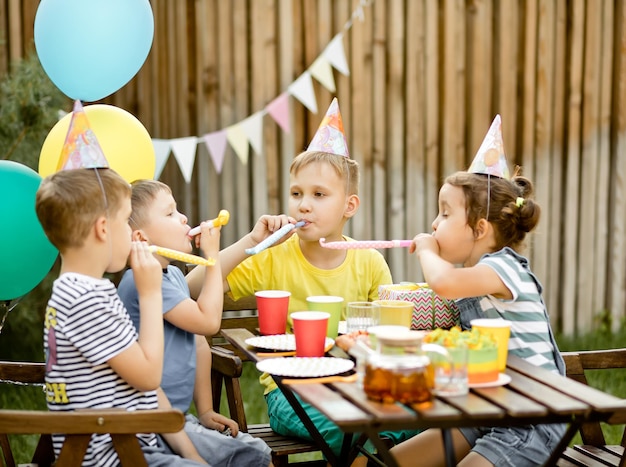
[39,104,155,183]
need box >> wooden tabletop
[221,328,626,467]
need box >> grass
[3,329,626,464]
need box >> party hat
[306,97,350,157]
[56,100,109,171]
[467,114,509,179]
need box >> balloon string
[0,299,20,335]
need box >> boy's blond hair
[290,151,359,195]
[128,179,172,229]
[36,168,131,251]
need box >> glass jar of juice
[363,330,448,404]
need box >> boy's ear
[131,229,149,242]
[344,194,360,218]
[94,215,108,242]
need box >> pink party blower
[255,290,290,335]
[291,311,330,357]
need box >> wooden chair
[209,294,325,467]
[558,349,626,467]
[0,361,185,467]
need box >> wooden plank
[577,0,602,331]
[385,0,406,280]
[532,0,556,301]
[277,0,295,214]
[546,0,567,330]
[561,0,585,335]
[520,0,537,188]
[7,0,21,62]
[424,0,440,278]
[0,0,8,74]
[303,0,319,140]
[466,0,493,160]
[250,0,273,220]
[594,0,614,329]
[194,0,220,226]
[441,0,466,176]
[352,0,374,243]
[404,0,426,282]
[495,0,519,160]
[608,0,626,331]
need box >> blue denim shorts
[460,423,566,467]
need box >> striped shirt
[44,273,158,466]
[475,248,561,373]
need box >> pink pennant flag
[266,93,291,134]
[202,130,228,174]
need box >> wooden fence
[2,0,626,336]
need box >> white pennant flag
[309,55,336,93]
[324,33,350,76]
[288,71,318,114]
[226,124,250,165]
[170,137,198,183]
[152,139,171,180]
[240,112,264,156]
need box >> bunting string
[152,0,375,183]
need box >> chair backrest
[562,348,626,447]
[211,293,258,358]
[0,361,184,467]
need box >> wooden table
[221,328,626,467]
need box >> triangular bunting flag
[324,34,350,76]
[152,139,171,180]
[266,93,291,133]
[309,56,336,93]
[170,137,198,183]
[202,130,228,174]
[226,124,250,165]
[240,112,264,156]
[288,71,318,114]
[58,100,109,171]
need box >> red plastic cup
[255,290,290,335]
[291,311,330,357]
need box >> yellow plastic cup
[470,318,512,372]
[373,300,413,329]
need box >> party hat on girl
[56,100,109,171]
[307,97,350,158]
[467,114,509,179]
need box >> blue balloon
[34,0,154,102]
[0,161,58,301]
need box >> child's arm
[193,335,239,435]
[186,214,294,295]
[156,388,208,464]
[410,233,510,300]
[163,223,223,336]
[109,241,164,391]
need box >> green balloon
[0,161,58,300]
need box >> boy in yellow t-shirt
[224,99,419,464]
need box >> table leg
[441,429,456,467]
[362,428,399,467]
[277,383,341,465]
[541,421,583,467]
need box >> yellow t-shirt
[226,233,393,393]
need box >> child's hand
[250,214,296,245]
[198,409,239,437]
[409,233,439,256]
[195,222,221,259]
[129,241,162,295]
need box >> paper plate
[245,334,334,352]
[256,357,355,378]
[469,373,512,389]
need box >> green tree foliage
[0,52,67,362]
[0,51,69,168]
